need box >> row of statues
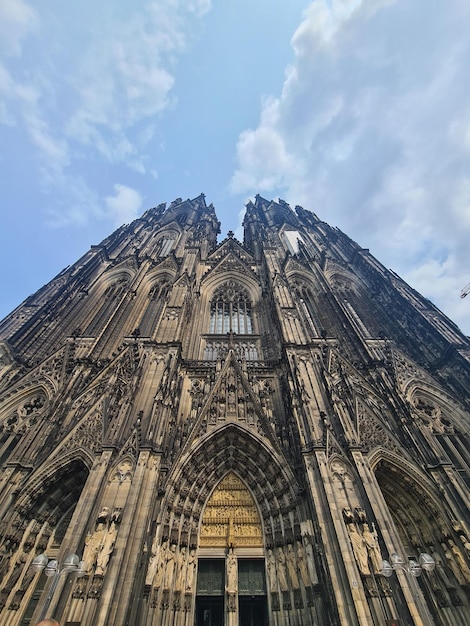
[146,541,197,592]
[146,535,318,595]
[439,540,470,586]
[266,538,318,592]
[343,507,470,587]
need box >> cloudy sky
[1,0,470,334]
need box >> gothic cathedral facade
[0,195,469,626]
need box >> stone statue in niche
[82,509,110,574]
[460,535,470,558]
[276,547,289,592]
[348,525,370,576]
[441,542,466,586]
[163,543,177,588]
[296,540,310,587]
[186,549,196,591]
[81,506,120,576]
[303,536,318,585]
[146,537,161,586]
[226,548,237,594]
[95,521,117,576]
[296,537,318,587]
[266,549,277,593]
[153,541,168,588]
[286,544,300,589]
[362,524,383,574]
[175,546,187,592]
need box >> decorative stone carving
[199,472,263,548]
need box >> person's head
[35,620,60,626]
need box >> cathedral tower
[0,194,469,626]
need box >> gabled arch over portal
[372,450,470,610]
[157,423,301,550]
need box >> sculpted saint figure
[266,549,277,593]
[82,525,106,574]
[186,549,197,591]
[448,540,470,584]
[226,548,237,593]
[296,541,310,587]
[175,546,187,592]
[348,525,370,575]
[96,521,117,576]
[82,507,110,574]
[286,544,300,589]
[460,535,470,558]
[154,541,167,588]
[303,536,319,585]
[146,537,161,586]
[276,547,289,592]
[362,524,383,574]
[164,543,177,588]
[442,542,467,585]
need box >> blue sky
[1,0,470,334]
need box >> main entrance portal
[195,473,267,626]
[195,559,267,626]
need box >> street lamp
[380,552,435,578]
[31,553,86,623]
[379,551,435,626]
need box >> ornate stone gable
[207,236,254,266]
[204,251,258,283]
[283,255,314,276]
[152,254,180,273]
[50,404,103,461]
[107,255,140,273]
[181,351,280,454]
[322,348,404,455]
[390,347,428,394]
[390,347,465,420]
[355,396,402,455]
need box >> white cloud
[231,0,470,333]
[0,0,37,56]
[44,175,103,228]
[105,184,143,226]
[66,1,211,164]
[0,1,212,229]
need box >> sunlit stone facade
[0,194,469,625]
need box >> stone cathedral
[0,194,469,626]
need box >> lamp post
[380,552,435,626]
[31,553,85,623]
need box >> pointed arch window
[138,278,170,337]
[209,282,253,334]
[85,276,129,335]
[293,281,322,338]
[158,237,175,257]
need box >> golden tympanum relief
[199,472,262,548]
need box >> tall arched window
[209,282,253,334]
[85,276,129,335]
[138,279,170,337]
[293,280,322,338]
